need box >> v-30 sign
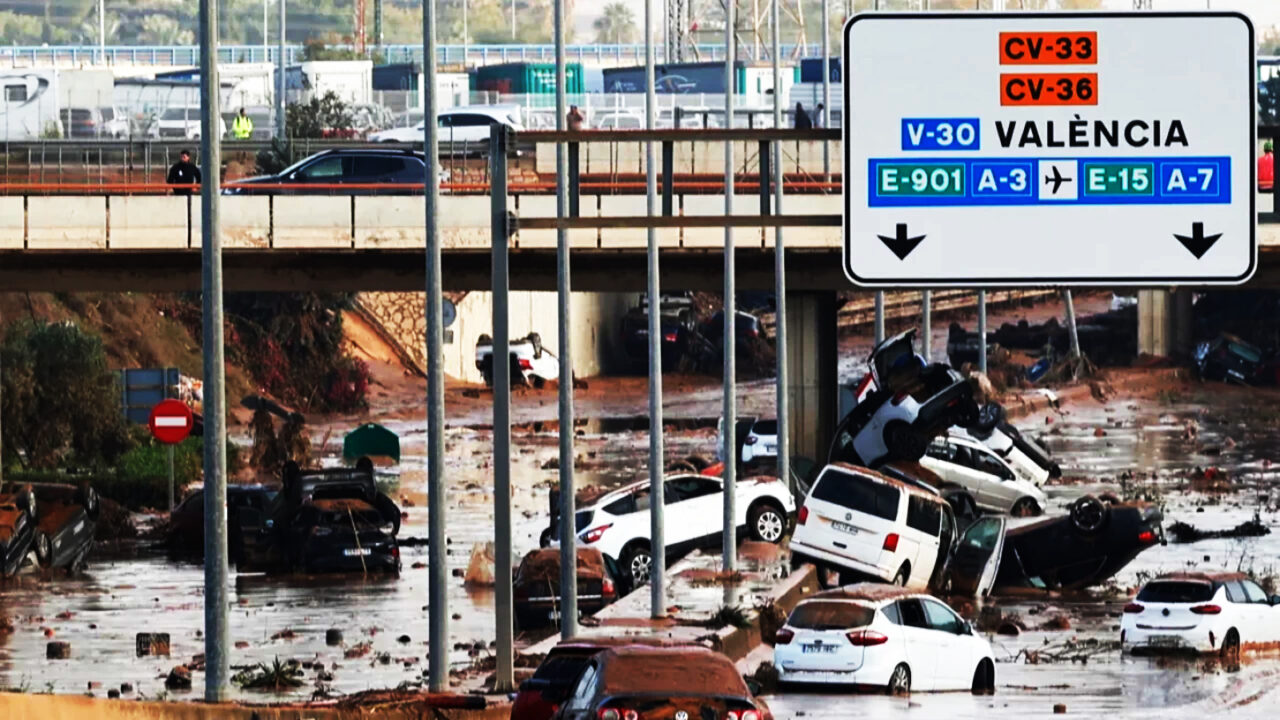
[843,12,1256,287]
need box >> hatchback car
[1121,572,1280,657]
[920,434,1047,516]
[551,645,769,720]
[551,472,794,585]
[774,585,995,694]
[831,329,979,468]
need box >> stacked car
[0,482,99,577]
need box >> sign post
[843,12,1256,286]
[148,399,194,510]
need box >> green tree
[593,1,638,44]
[285,91,355,138]
[0,320,133,470]
[138,13,193,44]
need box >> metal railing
[0,43,826,68]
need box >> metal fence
[0,43,826,69]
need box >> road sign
[148,399,194,445]
[843,12,1256,286]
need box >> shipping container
[472,62,584,96]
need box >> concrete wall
[356,290,638,383]
[0,691,509,720]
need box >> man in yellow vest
[232,108,254,139]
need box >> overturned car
[237,460,402,575]
[0,482,98,576]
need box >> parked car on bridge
[774,585,996,694]
[367,104,524,149]
[549,472,794,585]
[1121,571,1280,657]
[223,148,445,195]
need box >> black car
[27,483,99,572]
[223,148,432,195]
[702,309,763,348]
[513,547,629,630]
[168,484,276,564]
[238,459,401,574]
[620,306,694,370]
[993,496,1164,591]
[1194,333,1268,385]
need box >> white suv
[1121,572,1280,656]
[558,473,795,584]
[920,434,1048,516]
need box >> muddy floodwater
[4,370,1280,717]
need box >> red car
[512,638,696,720]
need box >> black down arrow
[877,223,926,260]
[1173,222,1222,260]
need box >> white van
[790,463,956,591]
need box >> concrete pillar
[786,291,838,465]
[1138,289,1193,358]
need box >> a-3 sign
[843,12,1256,286]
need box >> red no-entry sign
[149,399,194,444]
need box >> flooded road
[764,379,1280,718]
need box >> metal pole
[424,0,449,693]
[821,0,830,179]
[263,0,268,61]
[722,0,737,573]
[555,0,578,641]
[874,292,885,344]
[98,0,105,62]
[490,127,514,693]
[921,290,932,362]
[198,0,229,701]
[772,0,788,500]
[167,444,175,511]
[978,290,988,374]
[277,0,286,140]
[1064,290,1081,358]
[645,0,666,620]
[512,0,517,40]
[463,0,470,69]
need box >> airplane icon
[1044,165,1073,195]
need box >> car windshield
[1137,581,1215,603]
[788,601,874,630]
[752,420,778,435]
[532,652,594,685]
[1227,341,1262,363]
[161,108,196,121]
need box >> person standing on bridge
[166,149,201,196]
[566,105,585,132]
[793,102,812,131]
[232,108,254,140]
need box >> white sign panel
[843,12,1256,286]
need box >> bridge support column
[785,291,838,466]
[1138,289,1194,358]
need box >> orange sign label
[1001,73,1098,106]
[999,32,1097,64]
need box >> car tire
[666,460,699,474]
[77,483,100,520]
[971,659,996,695]
[884,421,927,462]
[17,488,36,521]
[35,532,52,567]
[684,454,712,472]
[1011,497,1041,517]
[970,403,1005,435]
[1069,496,1108,534]
[538,528,553,548]
[531,376,546,390]
[527,332,543,359]
[1221,629,1241,662]
[748,502,786,544]
[478,334,492,346]
[887,663,911,696]
[892,564,910,587]
[623,543,653,586]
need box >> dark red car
[512,638,696,720]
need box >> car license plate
[1150,636,1182,648]
[547,609,561,621]
[764,444,777,454]
[343,548,372,557]
[830,520,859,535]
[802,644,836,654]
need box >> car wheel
[531,376,546,390]
[17,488,36,521]
[749,503,786,544]
[971,403,1005,435]
[971,659,995,695]
[666,460,698,474]
[77,484,100,520]
[1011,497,1041,517]
[684,454,712,471]
[1069,496,1108,534]
[892,564,910,587]
[35,532,52,567]
[478,334,492,346]
[623,544,653,586]
[527,332,543,359]
[539,528,552,548]
[887,663,911,696]
[884,421,927,462]
[1221,629,1241,662]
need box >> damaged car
[477,333,560,389]
[238,459,402,575]
[1193,333,1268,385]
[1121,572,1280,657]
[831,330,979,468]
[513,547,629,630]
[919,434,1047,516]
[0,482,99,575]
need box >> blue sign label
[970,161,1035,198]
[900,118,982,151]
